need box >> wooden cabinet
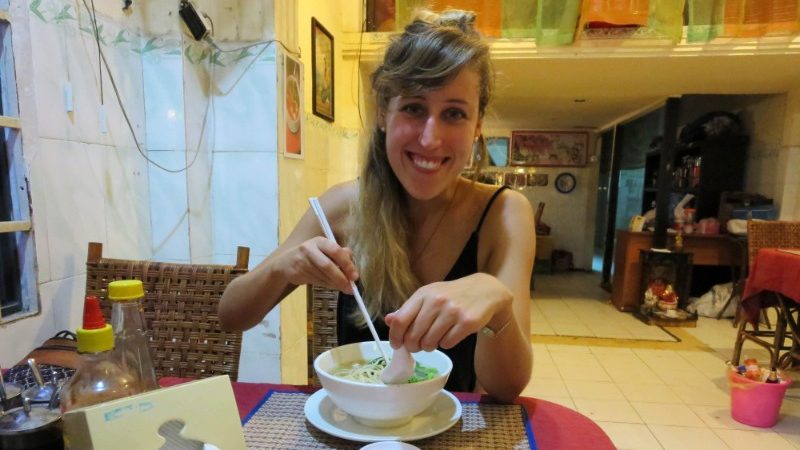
[643,135,749,225]
[611,230,737,311]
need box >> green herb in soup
[331,357,438,384]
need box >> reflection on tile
[143,52,185,151]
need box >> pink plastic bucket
[727,369,792,427]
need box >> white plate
[304,389,461,443]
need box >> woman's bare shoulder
[318,180,359,222]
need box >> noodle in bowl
[314,341,452,428]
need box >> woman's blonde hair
[348,9,493,325]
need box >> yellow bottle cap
[108,279,144,301]
[77,324,114,353]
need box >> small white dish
[304,389,461,443]
[360,441,421,450]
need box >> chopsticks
[308,197,389,362]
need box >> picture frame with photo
[486,137,509,167]
[510,131,588,167]
[312,18,334,122]
[282,51,304,159]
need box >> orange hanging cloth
[580,0,650,28]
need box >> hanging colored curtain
[579,0,650,29]
[687,0,725,42]
[502,0,538,38]
[739,0,799,37]
[689,0,799,40]
[648,0,686,43]
[536,0,582,45]
[395,0,503,37]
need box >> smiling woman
[219,8,534,403]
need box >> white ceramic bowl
[314,341,452,428]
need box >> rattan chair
[731,221,800,367]
[307,284,339,386]
[85,242,249,380]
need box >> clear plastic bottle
[61,296,142,412]
[108,280,158,391]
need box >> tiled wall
[1,0,284,381]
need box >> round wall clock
[555,172,576,194]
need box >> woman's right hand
[276,236,359,295]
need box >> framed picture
[510,131,588,167]
[312,18,334,122]
[486,137,509,166]
[527,173,549,187]
[282,51,304,159]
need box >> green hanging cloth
[502,0,537,38]
[536,0,581,46]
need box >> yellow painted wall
[277,0,365,384]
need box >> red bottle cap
[82,296,107,330]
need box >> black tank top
[336,186,509,392]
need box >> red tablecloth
[160,377,614,450]
[742,248,800,324]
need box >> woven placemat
[243,391,534,450]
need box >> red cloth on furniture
[742,248,800,324]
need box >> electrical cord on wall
[79,0,299,173]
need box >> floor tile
[573,398,642,423]
[597,422,663,450]
[527,272,800,448]
[632,402,705,427]
[648,425,729,450]
[564,380,626,401]
[619,383,683,404]
[713,428,796,450]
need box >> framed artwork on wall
[282,51,304,159]
[312,18,334,122]
[486,137,509,166]
[510,131,588,167]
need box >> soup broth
[331,357,438,384]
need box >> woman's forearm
[474,314,533,402]
[218,256,296,331]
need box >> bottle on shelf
[60,296,143,412]
[108,280,158,391]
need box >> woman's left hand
[384,273,513,352]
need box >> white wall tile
[30,5,144,147]
[105,146,152,260]
[211,152,279,256]
[212,57,277,152]
[238,305,281,383]
[147,151,190,262]
[143,51,186,151]
[36,139,108,279]
[42,274,87,334]
[0,298,58,366]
